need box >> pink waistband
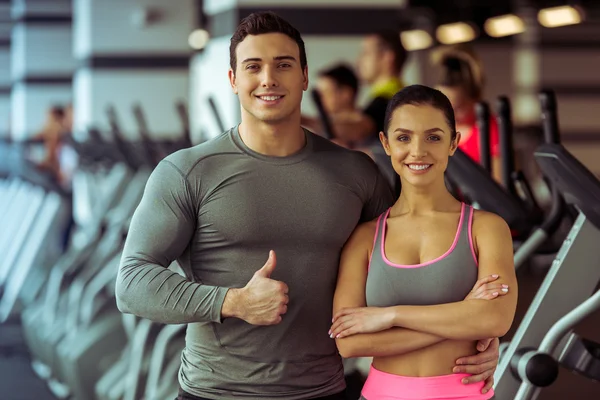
[361,366,494,400]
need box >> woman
[329,85,517,400]
[432,45,502,183]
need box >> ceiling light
[436,22,477,45]
[188,29,210,50]
[484,14,525,37]
[538,5,583,28]
[400,29,434,51]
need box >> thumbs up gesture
[237,251,289,325]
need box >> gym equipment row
[0,102,201,400]
[494,92,600,399]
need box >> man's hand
[221,251,289,325]
[457,275,506,393]
[454,337,500,394]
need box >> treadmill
[493,117,600,399]
[448,93,568,268]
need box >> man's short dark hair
[230,12,307,72]
[319,64,359,96]
[372,30,408,74]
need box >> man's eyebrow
[241,57,261,64]
[274,55,297,62]
[241,55,297,64]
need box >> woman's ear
[379,131,391,156]
[449,131,461,156]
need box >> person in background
[310,31,407,196]
[328,31,407,149]
[32,105,68,183]
[301,63,359,139]
[303,63,399,193]
[432,44,502,183]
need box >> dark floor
[0,319,57,400]
[0,265,598,400]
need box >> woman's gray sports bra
[366,203,479,307]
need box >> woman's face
[380,103,459,188]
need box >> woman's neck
[392,180,459,216]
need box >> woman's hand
[329,307,395,339]
[465,274,510,301]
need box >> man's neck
[238,114,306,157]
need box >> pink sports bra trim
[468,206,479,266]
[367,213,384,272]
[380,203,466,269]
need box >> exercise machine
[494,109,600,400]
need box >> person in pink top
[432,44,502,183]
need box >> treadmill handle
[540,182,566,234]
[311,89,335,140]
[511,170,543,220]
[475,101,491,174]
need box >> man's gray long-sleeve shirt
[116,126,395,399]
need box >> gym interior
[0,0,599,399]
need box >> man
[330,31,406,148]
[303,63,398,193]
[317,64,359,118]
[301,63,358,137]
[323,31,406,196]
[116,11,499,400]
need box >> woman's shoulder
[471,208,511,236]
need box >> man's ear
[379,131,391,156]
[228,68,238,94]
[302,65,309,91]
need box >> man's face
[357,36,382,84]
[316,76,354,114]
[229,33,308,125]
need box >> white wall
[0,95,10,137]
[190,36,238,141]
[73,0,196,140]
[0,49,10,86]
[11,24,75,79]
[11,0,71,17]
[10,1,75,139]
[204,0,407,14]
[74,69,189,140]
[75,0,196,58]
[10,23,25,82]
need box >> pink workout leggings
[360,365,494,400]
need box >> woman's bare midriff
[372,339,478,376]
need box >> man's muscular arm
[116,161,229,324]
